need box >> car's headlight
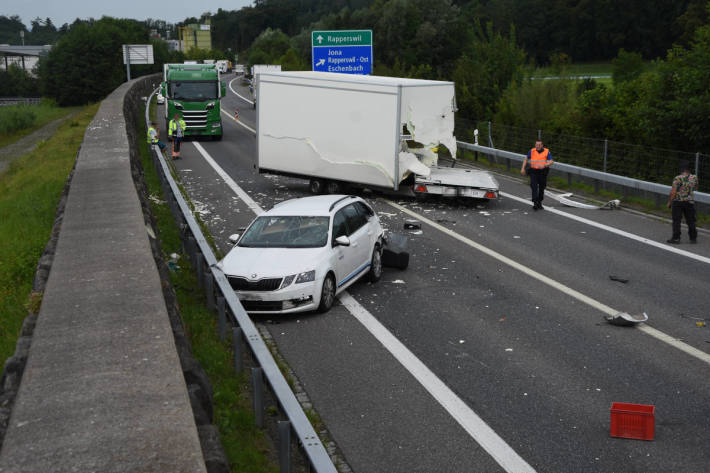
[280,275,295,289]
[295,270,315,284]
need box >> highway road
[159,73,710,472]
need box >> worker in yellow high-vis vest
[147,122,166,151]
[168,113,187,160]
[521,139,554,210]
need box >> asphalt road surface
[158,73,710,473]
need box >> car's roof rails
[329,195,357,212]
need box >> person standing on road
[168,113,186,160]
[667,161,698,244]
[521,139,554,210]
[147,122,166,151]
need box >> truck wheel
[317,274,336,313]
[368,245,382,283]
[309,179,325,194]
[326,181,340,194]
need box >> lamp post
[20,30,24,46]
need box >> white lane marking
[340,293,536,473]
[220,108,256,134]
[192,143,535,472]
[500,191,710,265]
[386,200,710,366]
[192,142,264,215]
[229,77,254,105]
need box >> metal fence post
[279,420,292,473]
[232,327,243,373]
[205,272,215,310]
[218,296,226,341]
[696,152,700,177]
[537,129,541,141]
[196,253,205,288]
[603,139,608,173]
[252,367,265,428]
[487,121,493,148]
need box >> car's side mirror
[228,234,240,244]
[335,235,350,247]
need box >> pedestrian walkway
[0,113,76,174]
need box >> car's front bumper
[233,278,323,314]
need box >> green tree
[246,28,291,66]
[611,48,644,85]
[0,15,26,45]
[453,22,526,121]
[39,17,151,106]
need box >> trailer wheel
[326,181,340,194]
[309,179,325,194]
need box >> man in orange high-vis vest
[521,140,554,210]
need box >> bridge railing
[144,91,338,473]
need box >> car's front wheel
[368,245,382,283]
[317,273,336,313]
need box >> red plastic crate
[610,402,655,440]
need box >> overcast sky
[4,0,253,27]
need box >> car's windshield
[169,81,218,101]
[238,216,330,248]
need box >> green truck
[161,63,227,140]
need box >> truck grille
[228,276,282,291]
[182,109,208,129]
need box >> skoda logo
[251,273,257,279]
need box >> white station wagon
[217,195,385,314]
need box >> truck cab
[161,64,227,140]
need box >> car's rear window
[238,216,330,248]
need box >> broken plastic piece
[605,312,648,326]
[609,275,629,283]
[404,219,421,229]
[548,192,620,210]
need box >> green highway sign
[311,30,372,47]
[312,30,373,74]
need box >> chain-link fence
[455,117,709,193]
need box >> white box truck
[250,64,282,109]
[255,71,499,199]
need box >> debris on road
[383,233,410,269]
[605,312,648,326]
[609,275,629,283]
[403,219,421,229]
[547,192,620,210]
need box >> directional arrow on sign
[316,35,323,44]
[315,59,325,66]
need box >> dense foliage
[37,18,176,105]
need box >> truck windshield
[169,81,218,101]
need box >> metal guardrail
[0,97,41,106]
[144,93,337,473]
[458,140,710,205]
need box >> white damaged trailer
[255,71,499,199]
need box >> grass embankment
[0,101,81,148]
[140,103,278,472]
[0,103,98,367]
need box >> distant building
[166,40,180,52]
[178,21,212,52]
[0,45,52,76]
